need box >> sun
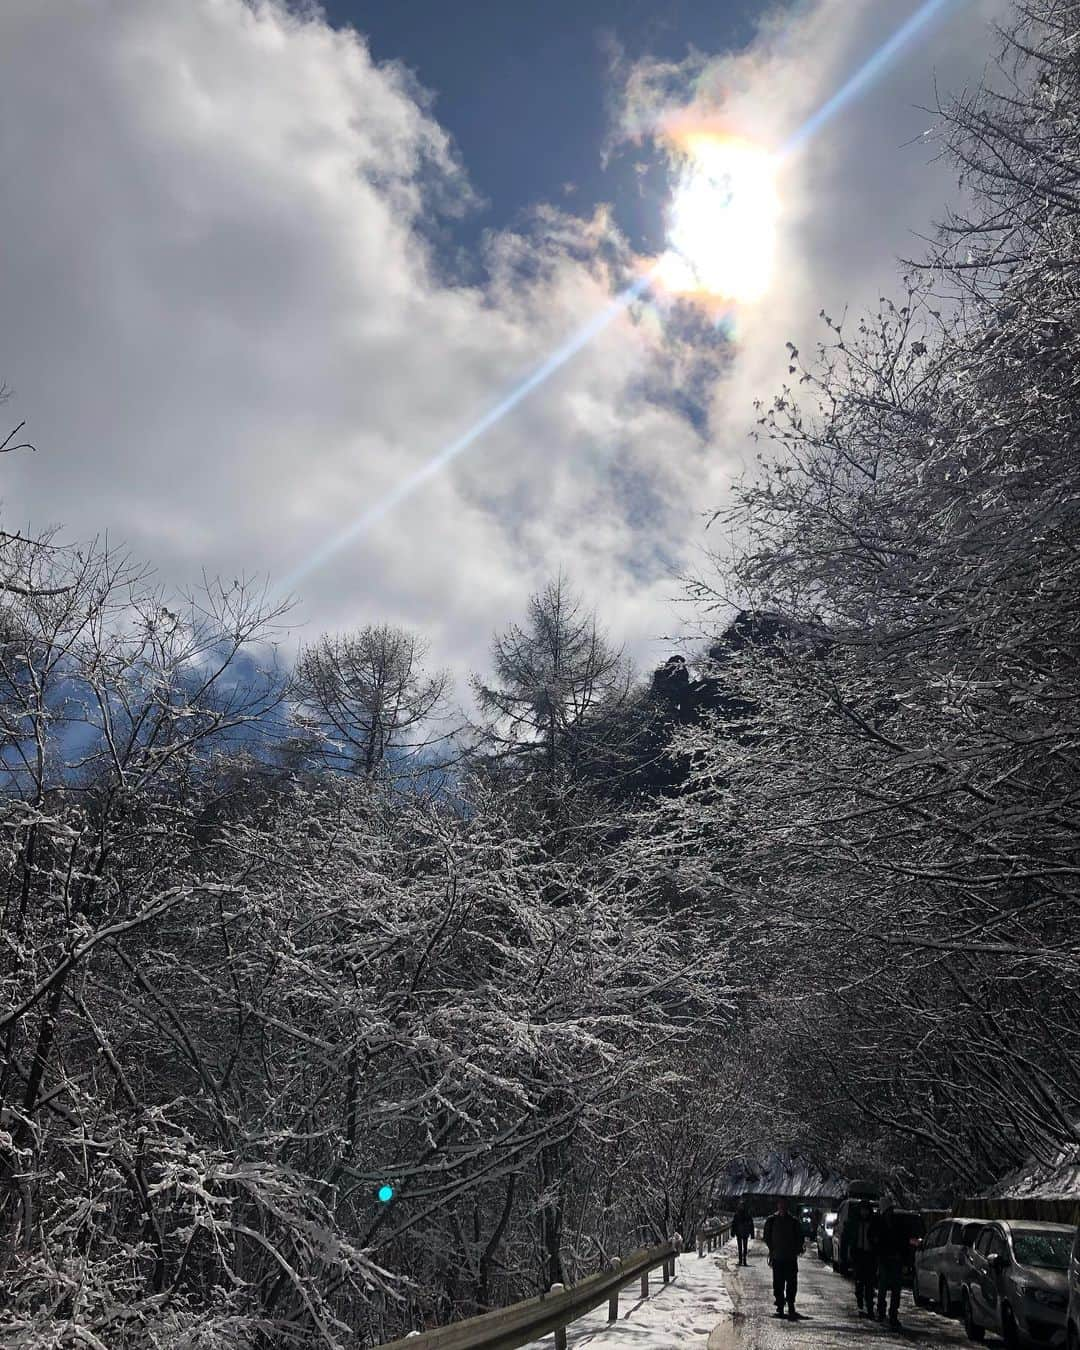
[656,133,780,306]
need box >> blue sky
[0,0,1012,690]
[329,0,759,256]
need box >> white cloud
[613,0,1013,495]
[0,0,1011,691]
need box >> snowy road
[713,1239,975,1349]
[528,1237,980,1350]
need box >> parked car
[913,1215,986,1314]
[817,1210,839,1262]
[961,1219,1072,1347]
[798,1205,818,1238]
[1067,1225,1080,1350]
[833,1183,880,1275]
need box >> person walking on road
[763,1196,805,1320]
[847,1199,878,1317]
[870,1200,907,1329]
[732,1201,755,1266]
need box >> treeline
[664,0,1080,1200]
[4,0,1080,1344]
[0,557,756,1346]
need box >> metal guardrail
[696,1221,729,1256]
[375,1225,731,1350]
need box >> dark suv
[833,1182,880,1275]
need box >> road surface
[527,1236,977,1349]
[713,1237,975,1349]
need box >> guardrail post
[640,1268,649,1298]
[608,1258,621,1322]
[550,1284,567,1350]
[697,1229,704,1258]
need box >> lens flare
[655,132,779,307]
[276,0,964,588]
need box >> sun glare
[657,133,779,306]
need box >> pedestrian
[732,1200,754,1266]
[847,1199,878,1317]
[870,1199,907,1329]
[763,1196,805,1320]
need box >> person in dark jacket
[763,1196,805,1319]
[870,1201,908,1328]
[846,1199,878,1316]
[732,1201,755,1266]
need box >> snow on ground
[524,1246,734,1349]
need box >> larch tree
[291,624,453,780]
[471,574,634,782]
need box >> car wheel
[1001,1304,1020,1350]
[939,1277,952,1317]
[963,1292,985,1343]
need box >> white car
[817,1211,839,1262]
[912,1216,985,1314]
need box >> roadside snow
[992,1139,1080,1199]
[524,1246,734,1349]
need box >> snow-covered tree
[672,0,1080,1193]
[472,574,633,781]
[291,625,453,780]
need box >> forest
[2,1,1079,1345]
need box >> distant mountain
[721,1148,847,1200]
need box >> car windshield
[1012,1231,1071,1270]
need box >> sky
[0,0,1012,694]
[325,0,764,257]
